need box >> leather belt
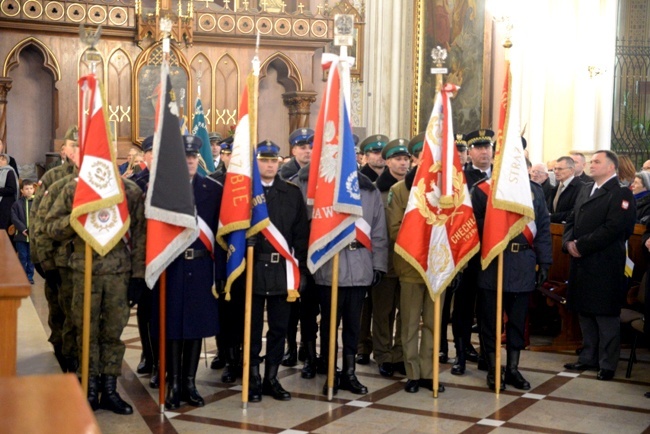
[256,252,281,263]
[347,241,365,251]
[509,243,531,253]
[183,248,210,260]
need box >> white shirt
[590,173,617,196]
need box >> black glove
[127,278,148,308]
[372,270,385,287]
[44,269,62,290]
[536,267,548,288]
[298,272,309,293]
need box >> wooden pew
[0,230,31,376]
[531,223,648,352]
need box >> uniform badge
[387,190,393,205]
[622,200,629,210]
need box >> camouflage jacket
[29,161,76,264]
[42,177,146,277]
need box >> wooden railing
[0,230,31,376]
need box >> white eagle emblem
[319,144,338,183]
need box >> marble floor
[17,273,650,434]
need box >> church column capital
[0,77,13,103]
[282,91,317,131]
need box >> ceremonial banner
[191,97,215,176]
[71,74,129,256]
[216,72,266,299]
[144,63,198,288]
[395,84,479,299]
[480,60,534,269]
[306,55,363,273]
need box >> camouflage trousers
[44,280,64,348]
[58,267,78,359]
[71,272,130,377]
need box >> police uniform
[43,174,146,415]
[359,134,388,183]
[369,138,410,377]
[29,125,78,370]
[279,127,314,180]
[472,179,552,390]
[209,131,223,169]
[463,129,494,188]
[249,140,309,402]
[154,135,225,410]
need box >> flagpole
[327,253,340,401]
[81,243,92,395]
[432,292,441,398]
[241,31,261,410]
[158,271,167,412]
[495,253,504,395]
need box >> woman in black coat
[632,172,650,224]
[0,153,19,231]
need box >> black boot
[221,346,238,383]
[181,339,205,407]
[149,363,159,389]
[322,370,340,396]
[298,341,307,362]
[339,355,368,395]
[99,375,133,415]
[137,352,152,374]
[87,375,100,410]
[281,342,298,367]
[451,339,466,376]
[249,365,262,402]
[211,336,226,370]
[262,364,291,401]
[504,349,530,390]
[301,341,317,379]
[486,353,505,391]
[165,339,183,410]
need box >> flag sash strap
[355,218,372,251]
[261,224,301,296]
[197,216,214,258]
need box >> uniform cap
[142,135,154,153]
[219,136,234,154]
[466,129,494,148]
[183,135,203,155]
[288,128,315,147]
[359,134,389,153]
[382,138,410,159]
[208,131,222,142]
[256,140,280,159]
[455,133,467,152]
[408,132,425,156]
[64,125,78,142]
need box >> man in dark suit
[563,150,636,381]
[548,156,583,223]
[571,152,593,183]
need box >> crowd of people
[4,124,650,414]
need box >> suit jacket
[547,177,583,223]
[540,178,553,204]
[563,177,636,316]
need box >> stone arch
[3,37,61,80]
[259,52,302,92]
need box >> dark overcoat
[158,174,224,339]
[563,176,636,316]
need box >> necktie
[552,183,564,212]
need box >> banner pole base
[242,402,248,410]
[327,388,333,401]
[159,404,165,414]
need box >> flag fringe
[223,259,247,301]
[216,220,250,250]
[246,219,269,239]
[479,217,531,270]
[146,205,197,230]
[70,214,131,257]
[145,225,198,288]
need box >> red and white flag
[480,59,534,269]
[144,64,198,288]
[395,84,479,299]
[70,74,129,256]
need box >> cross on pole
[297,2,304,14]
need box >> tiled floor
[17,274,650,433]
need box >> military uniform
[472,180,552,390]
[43,175,145,414]
[358,134,388,183]
[247,141,309,402]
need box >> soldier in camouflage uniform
[43,176,146,415]
[29,126,78,370]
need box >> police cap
[466,129,494,148]
[408,132,425,156]
[382,138,410,160]
[219,136,234,154]
[288,128,314,147]
[142,135,154,153]
[183,135,202,155]
[256,140,280,159]
[359,134,389,154]
[455,133,467,152]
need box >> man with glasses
[548,156,583,223]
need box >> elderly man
[570,152,592,183]
[531,163,553,203]
[548,156,583,223]
[563,150,636,381]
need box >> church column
[0,77,12,145]
[282,91,317,132]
